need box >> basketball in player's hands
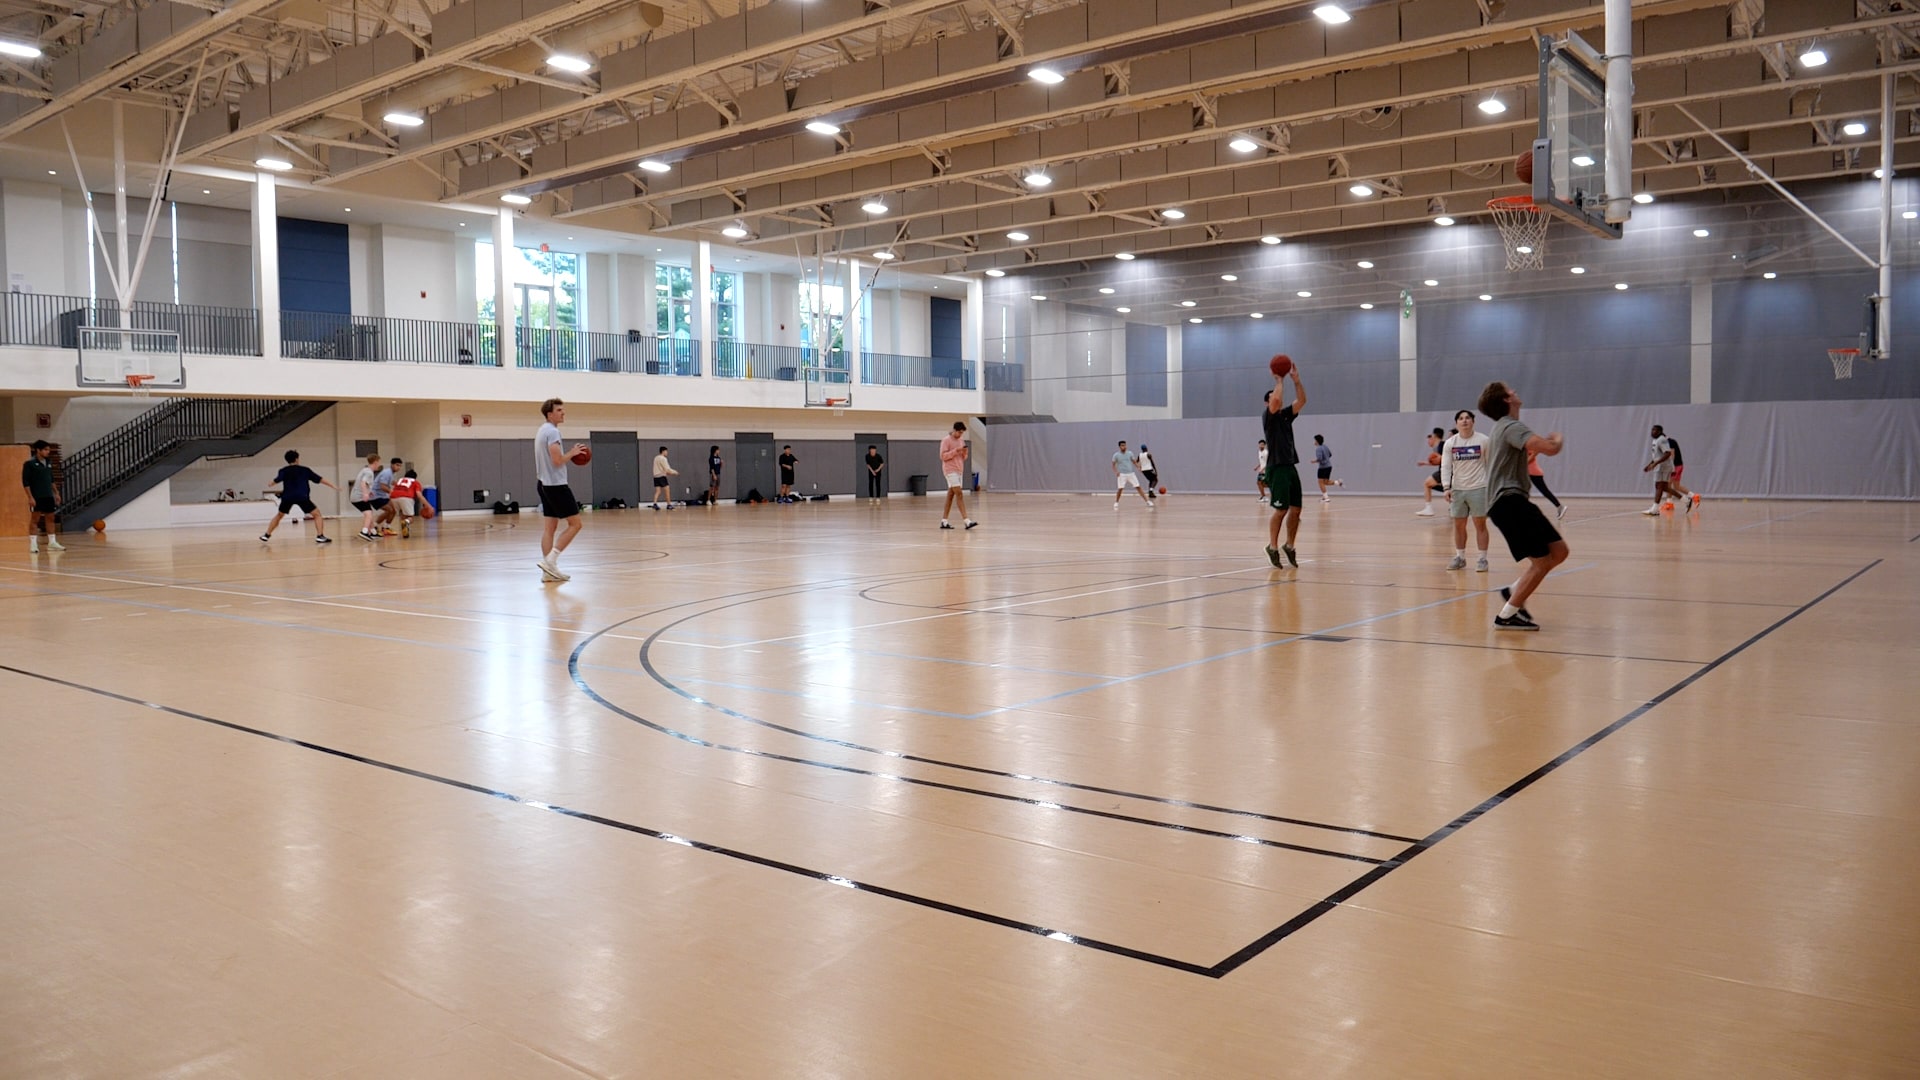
[1515,149,1533,185]
[570,445,592,465]
[1269,354,1294,378]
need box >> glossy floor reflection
[4,494,1918,1077]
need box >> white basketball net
[1488,199,1549,271]
[1827,348,1858,380]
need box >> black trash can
[908,474,929,496]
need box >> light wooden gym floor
[3,493,1917,1078]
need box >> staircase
[61,398,336,525]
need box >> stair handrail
[61,398,303,511]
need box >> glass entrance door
[516,284,555,368]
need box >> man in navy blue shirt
[261,449,338,543]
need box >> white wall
[6,394,151,449]
[610,253,655,334]
[897,290,931,356]
[372,225,460,321]
[766,272,801,347]
[0,180,80,296]
[583,253,612,333]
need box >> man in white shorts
[1441,408,1492,571]
[1255,440,1269,500]
[938,421,976,530]
[1112,439,1153,510]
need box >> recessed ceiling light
[1570,266,1586,274]
[1190,317,1202,323]
[1799,46,1828,67]
[1905,211,1917,219]
[1479,294,1492,301]
[1423,279,1439,287]
[46,169,55,175]
[1180,300,1197,307]
[1360,302,1375,310]
[1349,183,1373,197]
[343,207,352,212]
[1843,121,1868,136]
[546,53,592,73]
[1007,230,1030,242]
[1099,287,1115,294]
[255,157,294,172]
[0,40,42,59]
[1477,98,1507,115]
[1028,67,1065,85]
[1114,252,1135,260]
[1228,136,1260,153]
[984,268,1006,277]
[1161,208,1187,219]
[1031,294,1047,301]
[805,120,842,135]
[1633,192,1655,204]
[1296,290,1312,298]
[1874,169,1889,179]
[861,198,889,215]
[1260,235,1282,245]
[1693,228,1710,237]
[1313,4,1352,23]
[1515,245,1533,254]
[1221,274,1238,282]
[1356,260,1374,268]
[1570,154,1597,168]
[500,193,532,205]
[1250,312,1264,318]
[1614,282,1629,290]
[1433,215,1455,226]
[872,250,896,261]
[1023,169,1053,188]
[1763,272,1777,279]
[1116,306,1131,313]
[721,223,749,238]
[567,236,574,240]
[383,111,424,127]
[201,189,210,195]
[637,159,671,173]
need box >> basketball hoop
[125,373,155,398]
[1487,197,1549,271]
[1827,347,1859,380]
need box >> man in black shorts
[778,445,798,502]
[260,449,338,544]
[1262,362,1308,567]
[22,439,64,554]
[534,398,587,580]
[1479,381,1568,630]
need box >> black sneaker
[1494,611,1541,631]
[259,533,272,542]
[1282,544,1298,567]
[314,535,333,544]
[1499,586,1533,621]
[964,520,978,530]
[1265,545,1281,568]
[358,530,376,542]
[940,521,954,530]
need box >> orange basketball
[92,519,106,532]
[1269,354,1293,378]
[1158,486,1167,495]
[1427,452,1441,467]
[570,446,592,465]
[1515,149,1533,185]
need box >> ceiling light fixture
[501,193,532,205]
[1571,154,1595,168]
[1515,245,1533,254]
[1028,66,1066,85]
[1030,294,1047,301]
[1356,260,1374,268]
[1570,266,1586,274]
[1250,312,1264,319]
[1763,272,1777,279]
[1228,136,1260,153]
[862,197,890,215]
[1843,121,1868,137]
[1221,274,1238,282]
[1260,235,1282,245]
[1874,168,1889,179]
[1614,282,1629,290]
[872,250,896,261]
[1633,192,1655,204]
[1190,317,1202,324]
[1023,169,1053,188]
[1360,302,1375,309]
[1116,306,1131,313]
[1349,183,1373,197]
[546,53,592,73]
[1313,4,1352,24]
[1296,290,1312,298]
[804,120,842,135]
[1799,45,1828,67]
[1693,228,1710,237]
[1433,215,1455,226]
[1007,230,1031,242]
[343,207,352,213]
[721,222,750,238]
[383,111,424,127]
[0,40,43,59]
[985,268,1006,277]
[1477,98,1508,115]
[1161,208,1187,220]
[1423,278,1439,287]
[637,159,671,173]
[1180,300,1197,307]
[201,189,210,195]
[1099,287,1115,294]
[255,156,294,172]
[1479,294,1493,301]
[1114,252,1136,260]
[1905,210,1918,220]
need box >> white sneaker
[1556,504,1567,520]
[1446,555,1466,570]
[28,540,38,554]
[538,557,568,581]
[1415,506,1435,517]
[1146,501,1155,510]
[1112,502,1119,511]
[1476,556,1489,572]
[1335,480,1345,487]
[1641,505,1661,515]
[1321,496,1331,503]
[48,539,65,551]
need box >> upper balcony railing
[2,293,259,355]
[861,351,975,390]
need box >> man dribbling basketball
[534,398,587,581]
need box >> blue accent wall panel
[1125,322,1167,406]
[1180,308,1398,417]
[1417,287,1689,411]
[929,295,961,357]
[278,217,350,315]
[1713,270,1920,402]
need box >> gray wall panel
[1713,271,1920,402]
[1124,322,1167,407]
[1180,308,1399,417]
[1418,288,1691,411]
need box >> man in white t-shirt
[1441,408,1493,571]
[1255,440,1269,500]
[1112,439,1153,510]
[534,397,587,581]
[937,421,976,530]
[650,446,679,510]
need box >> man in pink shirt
[938,421,977,530]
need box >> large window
[477,242,580,367]
[656,264,693,339]
[798,281,847,369]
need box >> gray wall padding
[1180,307,1399,417]
[1713,270,1920,402]
[1125,322,1167,407]
[986,398,1920,500]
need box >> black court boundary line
[0,660,1215,977]
[1172,624,1705,666]
[1205,559,1882,978]
[597,578,1419,846]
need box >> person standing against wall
[651,446,680,510]
[534,398,587,581]
[778,445,798,503]
[938,423,976,529]
[1441,409,1493,572]
[865,444,886,500]
[1262,368,1308,567]
[22,439,63,554]
[707,445,723,505]
[1255,440,1269,500]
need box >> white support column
[112,102,130,318]
[1690,281,1712,404]
[1398,291,1418,412]
[252,170,280,359]
[845,257,863,383]
[964,277,984,390]
[1165,323,1183,418]
[693,240,713,377]
[493,208,514,368]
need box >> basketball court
[4,494,1916,1075]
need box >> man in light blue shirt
[1112,439,1153,511]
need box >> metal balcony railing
[1,293,260,355]
[860,351,975,389]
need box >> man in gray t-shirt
[533,397,586,581]
[1479,380,1568,631]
